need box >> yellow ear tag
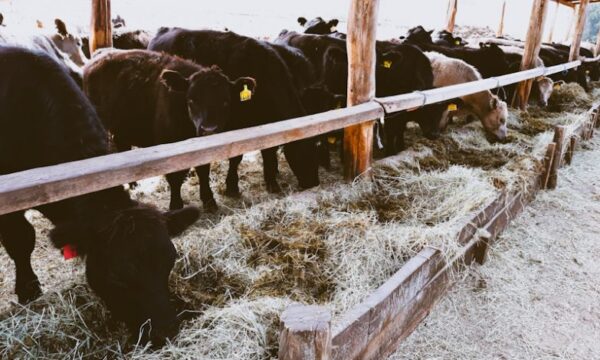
[383,60,392,69]
[447,103,458,111]
[554,84,561,90]
[240,85,252,102]
[454,40,460,46]
[327,136,337,144]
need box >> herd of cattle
[1,13,599,346]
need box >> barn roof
[555,0,600,8]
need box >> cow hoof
[266,183,282,194]
[17,280,42,304]
[203,199,218,213]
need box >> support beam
[344,0,379,180]
[496,1,507,38]
[279,305,332,360]
[546,0,560,42]
[594,28,600,57]
[90,0,112,54]
[564,5,577,42]
[512,0,550,110]
[569,0,589,61]
[445,0,458,33]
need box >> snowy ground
[390,136,600,359]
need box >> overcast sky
[0,0,584,43]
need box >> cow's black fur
[149,27,320,195]
[0,46,199,345]
[84,49,256,211]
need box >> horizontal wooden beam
[377,61,580,113]
[0,60,583,216]
[0,103,383,216]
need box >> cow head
[160,66,257,136]
[404,26,434,45]
[300,84,345,115]
[298,16,339,34]
[50,197,200,346]
[51,19,87,66]
[112,15,126,29]
[481,96,508,141]
[434,30,467,47]
[322,46,348,95]
[535,77,554,107]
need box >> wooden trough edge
[278,103,600,360]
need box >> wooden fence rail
[0,60,584,216]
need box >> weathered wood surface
[90,0,112,53]
[0,103,383,216]
[542,143,557,189]
[344,0,380,180]
[569,0,590,61]
[445,0,458,33]
[496,1,507,38]
[279,305,332,360]
[512,0,550,109]
[548,125,567,189]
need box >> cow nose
[197,125,218,136]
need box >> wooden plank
[564,4,577,42]
[0,103,383,216]
[548,126,566,189]
[331,248,442,360]
[445,0,458,33]
[512,0,550,110]
[344,0,379,180]
[496,1,507,38]
[279,305,332,360]
[542,143,557,189]
[569,0,589,61]
[90,0,112,54]
[378,61,580,114]
[565,137,577,165]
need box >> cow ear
[164,206,200,236]
[428,30,434,35]
[329,19,339,27]
[160,70,189,93]
[298,17,307,26]
[232,77,257,102]
[490,97,499,110]
[55,18,68,37]
[380,51,402,69]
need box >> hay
[547,83,593,113]
[1,69,599,359]
[390,136,600,359]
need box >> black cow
[277,31,445,154]
[403,26,510,79]
[149,27,320,196]
[434,30,467,47]
[298,16,340,35]
[84,49,256,211]
[0,13,4,27]
[81,29,152,59]
[0,46,199,345]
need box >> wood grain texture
[344,0,380,180]
[512,0,550,109]
[548,125,566,189]
[569,0,589,61]
[279,305,332,360]
[542,143,557,189]
[90,0,112,53]
[445,0,458,33]
[0,103,383,216]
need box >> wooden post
[279,305,332,360]
[90,0,112,54]
[595,29,600,57]
[344,0,379,180]
[547,125,566,189]
[512,0,550,110]
[445,0,458,33]
[569,0,589,61]
[496,1,507,38]
[542,143,556,189]
[546,0,560,42]
[565,137,577,165]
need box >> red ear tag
[63,244,78,260]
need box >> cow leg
[195,165,217,212]
[318,136,331,170]
[165,170,188,210]
[225,155,243,198]
[385,117,398,156]
[261,147,282,193]
[0,212,42,303]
